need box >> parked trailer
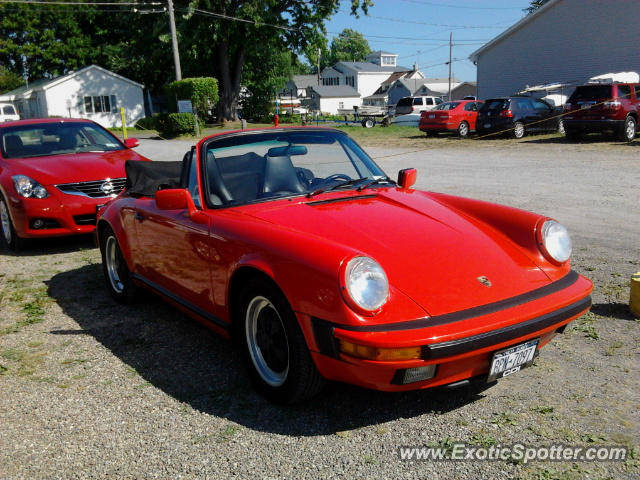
[337,105,391,128]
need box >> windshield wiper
[356,177,395,191]
[306,178,366,198]
[307,177,394,198]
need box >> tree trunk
[216,27,246,122]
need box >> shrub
[166,77,219,116]
[154,113,195,137]
[135,116,157,130]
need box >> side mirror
[155,188,207,224]
[397,168,417,189]
[123,138,139,148]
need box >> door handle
[134,212,145,222]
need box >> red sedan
[419,100,483,137]
[97,127,592,403]
[0,118,149,250]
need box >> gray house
[470,0,640,99]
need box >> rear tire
[457,121,470,138]
[100,225,136,303]
[619,116,637,142]
[238,277,325,404]
[0,195,23,252]
[362,117,375,128]
[512,121,525,139]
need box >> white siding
[44,68,144,127]
[476,0,640,99]
[319,97,361,115]
[355,73,392,97]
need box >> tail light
[439,113,449,119]
[410,106,414,113]
[603,100,622,109]
[499,109,514,118]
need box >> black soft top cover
[125,160,184,196]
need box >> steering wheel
[323,173,352,183]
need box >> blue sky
[324,0,534,82]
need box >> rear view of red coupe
[0,118,149,250]
[419,100,483,137]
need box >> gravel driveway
[1,137,638,479]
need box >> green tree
[177,0,372,121]
[166,77,219,115]
[328,28,371,65]
[0,66,23,94]
[524,0,550,14]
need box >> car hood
[243,189,551,316]
[5,150,145,185]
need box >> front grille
[56,177,126,198]
[73,214,97,226]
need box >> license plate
[488,339,538,382]
[484,123,491,128]
[429,114,435,119]
[581,104,591,109]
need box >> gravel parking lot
[1,136,638,479]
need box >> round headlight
[541,220,572,263]
[344,256,389,311]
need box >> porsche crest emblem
[477,276,492,287]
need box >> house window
[84,95,117,114]
[346,76,355,87]
[382,56,395,66]
[322,77,340,86]
[338,102,344,109]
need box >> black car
[476,96,563,139]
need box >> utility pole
[167,0,182,81]
[317,48,321,85]
[448,32,452,102]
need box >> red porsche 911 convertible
[0,118,149,250]
[97,127,592,403]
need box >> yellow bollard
[120,107,127,140]
[630,272,640,318]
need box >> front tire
[512,121,525,139]
[457,121,470,138]
[239,278,325,404]
[619,116,637,142]
[100,225,136,303]
[0,195,23,251]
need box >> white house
[283,75,319,98]
[320,58,421,98]
[305,85,361,115]
[0,65,145,127]
[469,0,640,99]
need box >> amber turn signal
[339,340,421,361]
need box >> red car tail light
[499,109,514,118]
[603,100,622,109]
[438,113,449,119]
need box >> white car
[0,103,19,122]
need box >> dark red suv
[563,82,639,142]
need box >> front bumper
[7,189,112,238]
[306,270,592,392]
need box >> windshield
[203,129,391,207]
[434,102,461,111]
[569,85,612,101]
[480,99,509,112]
[1,121,124,159]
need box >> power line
[395,0,524,10]
[182,7,300,32]
[2,0,162,5]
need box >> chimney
[413,63,418,72]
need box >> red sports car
[0,118,149,250]
[97,127,592,403]
[419,100,483,137]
